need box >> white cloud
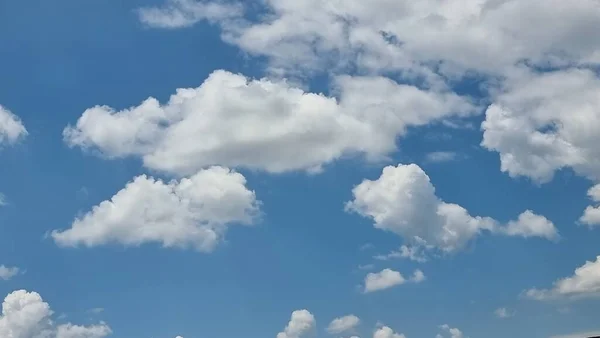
[137,0,242,29]
[64,70,477,176]
[424,152,458,163]
[327,315,360,335]
[364,268,424,293]
[277,310,315,338]
[139,0,600,77]
[502,210,559,241]
[374,237,432,263]
[0,290,111,338]
[482,68,600,183]
[51,166,259,252]
[551,330,600,338]
[346,164,558,253]
[0,105,27,145]
[0,265,20,280]
[580,184,600,227]
[373,326,406,338]
[437,324,464,338]
[494,307,514,319]
[524,255,600,300]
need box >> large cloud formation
[51,167,259,252]
[347,164,558,253]
[0,290,111,338]
[138,0,600,77]
[64,70,476,176]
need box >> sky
[1,0,600,337]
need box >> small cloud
[425,151,458,163]
[88,307,104,314]
[364,268,425,293]
[494,307,515,318]
[360,243,374,251]
[0,265,21,280]
[358,264,375,271]
[0,193,6,206]
[326,314,360,334]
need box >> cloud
[64,70,477,176]
[494,307,514,318]
[364,268,424,293]
[551,330,600,338]
[346,164,558,253]
[482,68,600,183]
[137,0,242,29]
[502,210,559,241]
[437,324,464,338]
[327,315,360,335]
[424,152,458,163]
[524,255,600,300]
[51,167,259,252]
[0,290,111,338]
[277,310,316,338]
[139,0,600,77]
[0,265,20,280]
[373,326,406,338]
[580,184,600,227]
[374,237,432,263]
[0,105,27,145]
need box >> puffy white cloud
[0,105,27,145]
[64,70,477,176]
[277,310,315,338]
[139,0,600,77]
[373,326,406,338]
[501,210,559,241]
[0,265,20,280]
[580,184,600,227]
[494,307,514,319]
[137,0,242,29]
[326,315,360,335]
[482,68,600,183]
[364,268,424,293]
[346,164,558,253]
[524,255,600,300]
[51,166,259,252]
[437,324,464,338]
[0,290,111,338]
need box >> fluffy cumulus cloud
[373,326,406,338]
[138,0,600,77]
[51,167,259,252]
[364,268,425,293]
[482,68,600,183]
[0,265,20,280]
[346,164,558,253]
[64,70,476,176]
[580,184,600,227]
[524,255,600,300]
[277,310,315,338]
[436,324,464,338]
[0,105,27,145]
[0,290,111,338]
[326,315,360,335]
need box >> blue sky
[1,0,600,337]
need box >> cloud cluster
[0,290,111,338]
[346,164,558,253]
[327,315,360,335]
[138,0,600,78]
[580,184,600,227]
